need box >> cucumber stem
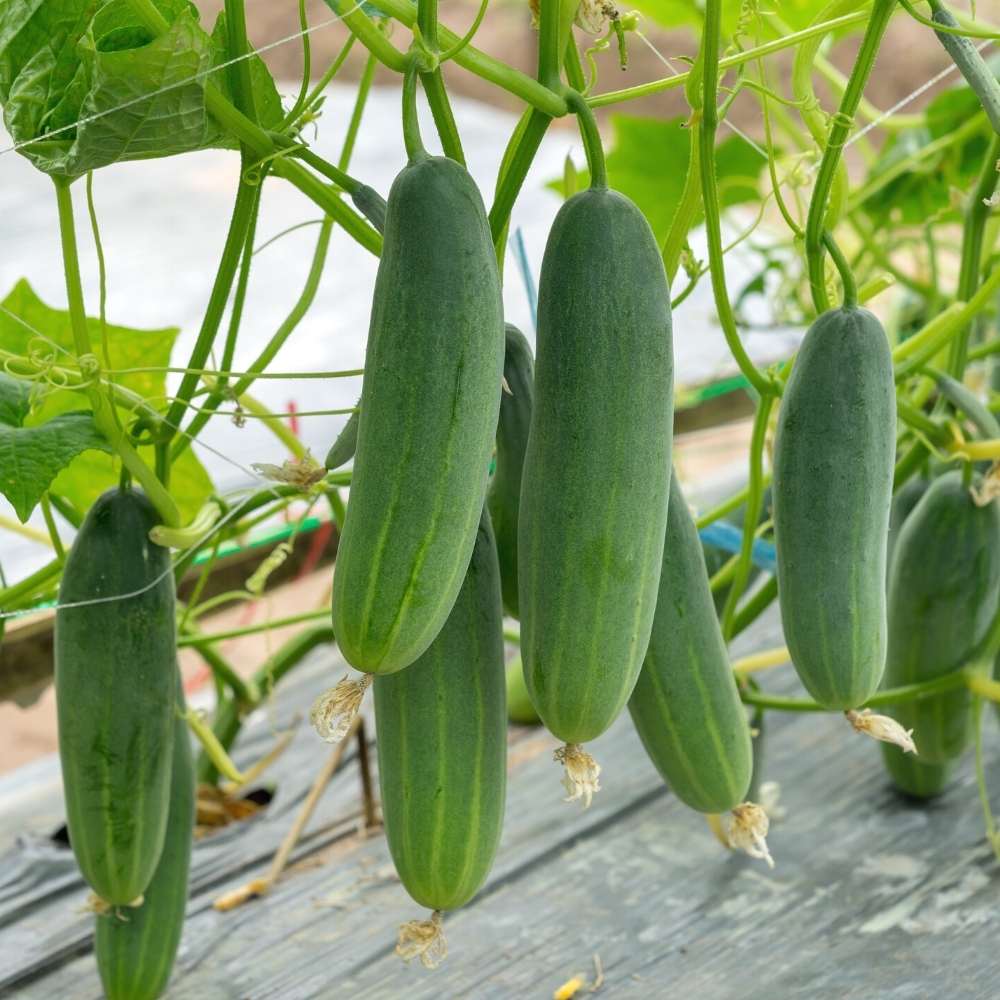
[402,63,428,162]
[804,0,896,313]
[53,179,181,527]
[566,90,607,190]
[699,0,777,398]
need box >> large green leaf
[0,0,283,177]
[0,279,213,521]
[859,76,993,225]
[629,0,853,36]
[0,278,177,401]
[0,372,110,521]
[50,443,212,523]
[551,114,763,246]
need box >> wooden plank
[4,610,1000,999]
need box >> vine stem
[720,394,773,640]
[401,62,427,162]
[589,10,869,107]
[805,0,896,313]
[949,132,1000,376]
[566,91,607,189]
[740,667,976,713]
[700,0,777,399]
[52,179,181,527]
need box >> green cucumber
[332,152,504,674]
[375,508,506,912]
[881,749,953,800]
[629,473,752,814]
[55,488,176,905]
[95,679,194,1000]
[505,655,540,725]
[887,475,930,580]
[773,306,895,710]
[519,186,674,747]
[324,405,359,471]
[881,470,1000,765]
[487,324,534,619]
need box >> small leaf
[0,372,32,427]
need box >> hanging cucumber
[55,488,177,906]
[488,324,535,619]
[882,750,953,800]
[773,307,895,709]
[887,475,930,581]
[375,508,506,968]
[332,70,504,675]
[324,404,360,471]
[506,654,540,725]
[95,677,194,1000]
[518,167,674,800]
[881,471,1000,769]
[629,473,752,814]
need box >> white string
[0,307,337,620]
[0,5,364,159]
[848,38,992,148]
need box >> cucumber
[375,508,506,912]
[55,488,176,905]
[518,186,674,748]
[487,324,534,619]
[505,655,540,725]
[95,679,194,1000]
[881,748,953,800]
[887,475,930,580]
[881,470,1000,764]
[324,405,359,471]
[332,152,504,674]
[629,473,752,814]
[773,306,895,709]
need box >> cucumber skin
[488,324,534,619]
[55,489,176,905]
[886,475,930,582]
[374,510,506,912]
[881,747,953,800]
[332,155,504,675]
[324,405,359,470]
[773,307,895,710]
[518,188,674,745]
[95,683,194,1000]
[629,474,752,814]
[882,472,1000,764]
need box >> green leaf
[628,0,852,36]
[0,372,110,521]
[549,114,763,246]
[0,279,214,522]
[0,0,283,177]
[50,442,211,523]
[0,278,178,401]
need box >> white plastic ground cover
[0,83,801,584]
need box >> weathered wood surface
[2,609,999,1000]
